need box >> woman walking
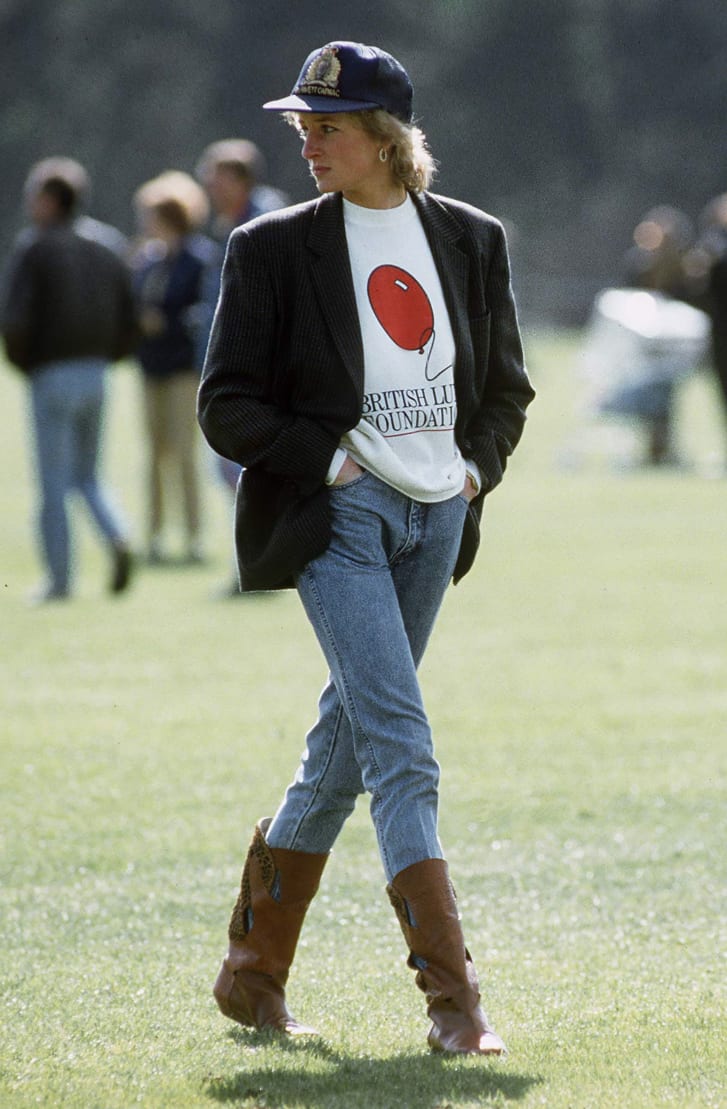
[198,40,534,1054]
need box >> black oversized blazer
[197,189,535,591]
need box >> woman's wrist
[325,447,349,485]
[332,455,364,485]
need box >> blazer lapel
[306,193,364,398]
[411,192,471,372]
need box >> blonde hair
[286,110,436,193]
[134,170,209,234]
[354,109,436,193]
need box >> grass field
[1,335,725,1108]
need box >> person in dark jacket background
[695,192,727,452]
[132,171,214,565]
[198,42,534,1054]
[1,157,136,602]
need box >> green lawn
[1,336,725,1108]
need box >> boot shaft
[387,856,506,1055]
[387,857,472,1001]
[228,818,328,975]
[214,818,327,1034]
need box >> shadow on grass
[204,1028,541,1107]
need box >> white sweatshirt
[326,194,472,502]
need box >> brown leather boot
[387,857,506,1055]
[213,818,327,1034]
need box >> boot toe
[474,1029,507,1055]
[277,1016,319,1036]
[428,1021,507,1056]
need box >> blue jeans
[266,472,469,882]
[30,359,127,593]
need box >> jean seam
[301,564,384,803]
[287,697,346,850]
[390,499,425,567]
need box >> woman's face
[297,113,402,209]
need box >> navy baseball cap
[263,41,413,124]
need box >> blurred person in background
[621,204,695,465]
[196,138,288,246]
[194,138,289,378]
[19,156,129,258]
[198,41,534,1054]
[705,197,727,448]
[131,171,214,565]
[1,157,136,602]
[683,192,727,460]
[195,139,288,594]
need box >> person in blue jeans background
[198,41,534,1054]
[1,157,136,602]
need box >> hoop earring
[379,148,388,163]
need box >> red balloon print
[367,265,434,352]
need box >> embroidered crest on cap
[296,45,342,98]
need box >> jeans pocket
[329,469,370,494]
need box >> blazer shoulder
[229,197,318,244]
[420,191,504,238]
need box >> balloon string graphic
[421,328,449,381]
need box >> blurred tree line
[2,0,726,324]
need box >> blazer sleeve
[462,221,534,494]
[197,226,340,494]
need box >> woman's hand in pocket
[460,472,478,502]
[332,456,365,486]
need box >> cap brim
[262,94,381,114]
